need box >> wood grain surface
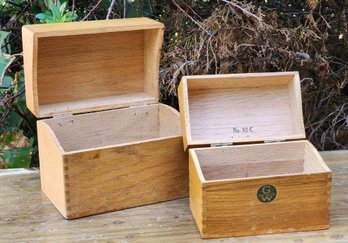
[37,104,188,219]
[189,141,332,238]
[178,72,305,150]
[22,18,164,118]
[0,151,347,242]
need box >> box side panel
[158,103,181,137]
[287,72,305,138]
[64,137,188,219]
[37,121,68,218]
[189,151,204,235]
[144,27,164,100]
[22,27,38,116]
[202,173,332,238]
[178,79,191,150]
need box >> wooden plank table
[0,151,347,242]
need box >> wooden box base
[189,140,332,238]
[38,104,188,219]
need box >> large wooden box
[22,18,188,219]
[178,72,332,238]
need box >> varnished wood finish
[202,173,331,238]
[22,18,164,118]
[194,141,329,180]
[179,72,332,238]
[38,104,188,219]
[37,122,67,217]
[42,104,176,152]
[23,19,188,219]
[0,151,346,242]
[23,17,163,36]
[178,72,305,150]
[189,151,204,234]
[189,141,332,238]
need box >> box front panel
[202,173,331,238]
[63,137,188,219]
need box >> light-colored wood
[288,72,305,137]
[0,151,346,242]
[193,141,331,181]
[189,140,332,238]
[189,151,205,234]
[63,136,188,219]
[178,78,192,151]
[23,18,189,219]
[42,104,179,152]
[144,28,163,100]
[179,72,332,238]
[37,122,68,218]
[22,26,38,115]
[37,30,145,105]
[22,18,164,118]
[159,103,182,136]
[178,72,306,150]
[202,173,331,238]
[304,141,332,173]
[38,103,188,219]
[23,17,163,37]
[39,93,157,118]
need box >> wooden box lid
[178,72,306,150]
[22,18,164,118]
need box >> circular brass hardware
[257,184,277,203]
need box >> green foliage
[0,1,202,168]
[0,58,36,168]
[0,131,34,168]
[0,0,78,168]
[0,31,10,47]
[0,53,15,82]
[36,0,77,23]
[0,28,36,168]
[0,0,27,18]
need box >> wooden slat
[24,18,163,37]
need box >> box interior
[193,141,329,181]
[184,73,305,146]
[42,104,180,152]
[35,28,161,117]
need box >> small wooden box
[178,72,332,238]
[22,18,188,219]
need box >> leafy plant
[36,0,77,23]
[0,0,79,168]
[0,29,37,168]
[0,131,34,168]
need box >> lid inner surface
[37,30,146,104]
[186,74,304,144]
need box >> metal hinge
[53,113,74,119]
[210,142,234,147]
[264,139,285,144]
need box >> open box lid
[22,18,164,118]
[178,72,306,150]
